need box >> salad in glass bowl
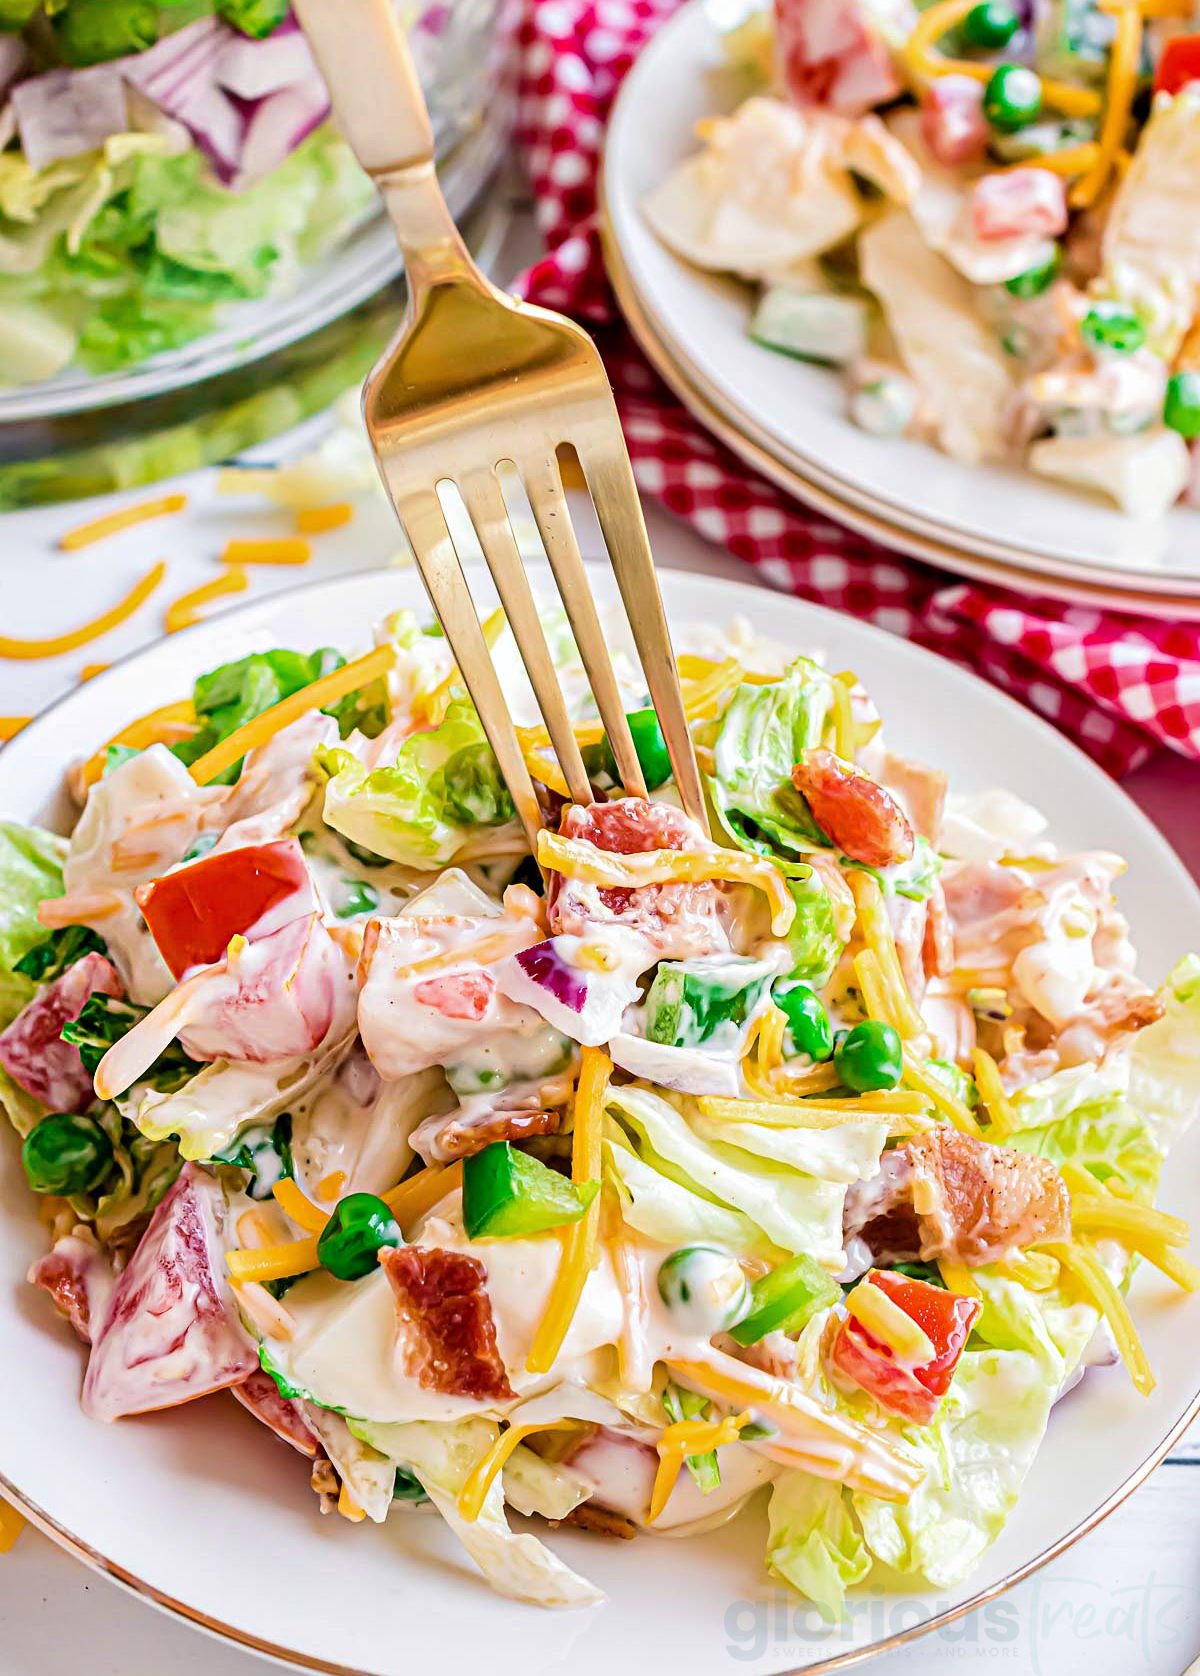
[1,602,1198,1616]
[0,0,496,388]
[643,0,1200,517]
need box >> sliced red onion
[214,22,319,101]
[0,34,28,103]
[235,77,329,186]
[516,940,588,1013]
[120,16,226,96]
[12,64,129,172]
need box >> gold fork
[292,0,708,846]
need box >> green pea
[1081,302,1145,355]
[834,1020,903,1092]
[1004,246,1061,299]
[337,880,380,919]
[1164,371,1200,438]
[317,1193,402,1282]
[656,1244,750,1333]
[22,1113,114,1196]
[54,0,159,64]
[625,707,673,791]
[774,981,834,1061]
[962,0,1019,48]
[983,64,1043,132]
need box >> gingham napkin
[512,0,1200,776]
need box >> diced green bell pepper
[644,957,775,1049]
[462,1142,599,1240]
[728,1253,840,1345]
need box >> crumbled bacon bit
[791,749,914,867]
[548,798,727,958]
[382,1245,514,1402]
[430,1107,563,1162]
[923,882,955,980]
[557,1505,638,1539]
[845,1128,1070,1267]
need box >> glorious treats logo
[723,1571,1193,1671]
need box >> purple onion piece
[516,940,588,1013]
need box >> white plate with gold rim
[603,235,1200,620]
[1,566,1199,1675]
[602,0,1200,600]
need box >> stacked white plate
[600,0,1200,615]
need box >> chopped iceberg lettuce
[708,659,835,857]
[767,1475,872,1623]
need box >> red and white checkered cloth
[512,0,1200,777]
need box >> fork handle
[294,0,478,290]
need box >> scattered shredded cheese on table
[0,561,166,661]
[296,504,354,536]
[164,566,249,634]
[58,493,187,552]
[221,538,312,568]
[0,716,30,741]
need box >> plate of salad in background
[603,0,1200,597]
[0,0,512,413]
[1,565,1199,1672]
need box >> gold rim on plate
[600,194,1200,619]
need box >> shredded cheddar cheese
[59,492,187,552]
[272,1178,331,1236]
[849,872,925,1040]
[681,658,744,721]
[697,1094,919,1137]
[0,716,30,741]
[972,1047,1017,1138]
[537,829,796,936]
[0,561,166,661]
[189,642,396,785]
[994,1251,1060,1290]
[337,1481,366,1522]
[1002,143,1100,177]
[902,0,1101,114]
[1046,1241,1155,1395]
[317,1170,347,1203]
[527,1047,609,1375]
[1070,1193,1188,1247]
[846,1281,936,1362]
[382,1159,463,1232]
[648,1410,752,1524]
[420,607,507,725]
[901,1050,984,1138]
[1070,0,1141,208]
[164,566,249,633]
[457,1420,579,1522]
[296,503,354,536]
[232,1279,298,1341]
[0,1499,26,1554]
[221,537,312,567]
[226,1235,321,1285]
[523,747,570,798]
[80,698,197,788]
[938,1260,982,1298]
[831,674,855,763]
[79,662,111,681]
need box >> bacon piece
[0,952,123,1113]
[845,1128,1070,1267]
[231,1369,319,1457]
[548,798,729,959]
[382,1244,514,1402]
[970,170,1067,242]
[791,749,914,867]
[82,1164,257,1421]
[922,881,954,980]
[870,749,948,846]
[28,1233,113,1343]
[775,0,913,116]
[421,1106,563,1163]
[919,74,989,166]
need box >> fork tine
[457,468,593,808]
[396,488,544,852]
[574,443,710,834]
[522,452,649,801]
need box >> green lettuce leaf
[603,1129,769,1254]
[840,835,941,904]
[319,696,515,869]
[767,1475,872,1622]
[0,820,67,1030]
[605,1084,848,1263]
[1128,954,1200,1153]
[708,658,835,857]
[783,869,844,989]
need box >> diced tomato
[830,1269,980,1426]
[0,952,122,1113]
[1155,33,1200,95]
[413,970,494,1021]
[969,169,1067,242]
[136,838,313,979]
[919,75,989,167]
